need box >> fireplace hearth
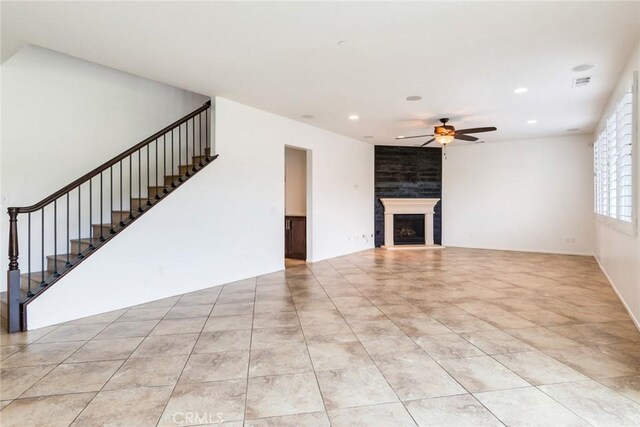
[393,214,425,245]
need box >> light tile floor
[1,248,639,426]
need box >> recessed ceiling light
[514,87,528,94]
[338,40,347,45]
[406,96,422,101]
[348,115,359,120]
[397,136,405,139]
[363,136,373,139]
[566,128,580,132]
[572,64,595,72]
[526,119,537,124]
[301,114,314,119]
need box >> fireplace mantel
[380,198,442,250]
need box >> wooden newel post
[7,208,21,333]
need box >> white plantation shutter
[616,88,633,221]
[600,129,609,216]
[594,81,635,225]
[607,114,617,217]
[594,130,608,215]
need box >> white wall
[442,135,594,255]
[0,46,208,290]
[27,97,374,328]
[285,147,307,216]
[594,41,640,328]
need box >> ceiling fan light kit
[434,134,455,145]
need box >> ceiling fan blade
[419,138,436,147]
[454,134,479,142]
[396,134,433,140]
[455,127,497,134]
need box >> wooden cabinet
[285,216,306,260]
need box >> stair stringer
[26,155,285,329]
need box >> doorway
[284,146,308,261]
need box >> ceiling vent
[572,76,591,88]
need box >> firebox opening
[393,214,425,245]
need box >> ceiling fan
[396,118,497,147]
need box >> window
[594,79,635,226]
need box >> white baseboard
[594,256,640,332]
[442,244,593,257]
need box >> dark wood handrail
[10,100,211,214]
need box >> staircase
[1,101,217,332]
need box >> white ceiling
[2,1,639,146]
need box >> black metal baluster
[138,148,142,211]
[179,125,182,182]
[27,213,32,297]
[89,179,94,249]
[119,160,124,226]
[146,145,153,211]
[198,113,202,163]
[129,155,133,220]
[66,193,70,267]
[154,139,159,202]
[202,111,206,160]
[147,147,160,200]
[144,145,148,211]
[171,130,176,187]
[161,137,164,189]
[137,149,141,215]
[78,185,83,259]
[192,118,196,173]
[205,107,209,158]
[148,144,151,207]
[185,122,189,176]
[110,166,114,234]
[41,207,45,287]
[100,172,104,242]
[53,200,58,277]
[156,135,161,190]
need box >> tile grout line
[241,277,258,424]
[66,295,187,426]
[6,305,143,420]
[382,269,617,426]
[399,273,586,425]
[309,262,421,425]
[474,348,594,425]
[286,266,331,423]
[336,257,525,426]
[358,274,510,426]
[151,289,220,427]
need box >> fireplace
[393,214,425,245]
[379,198,441,249]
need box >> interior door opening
[284,146,308,262]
